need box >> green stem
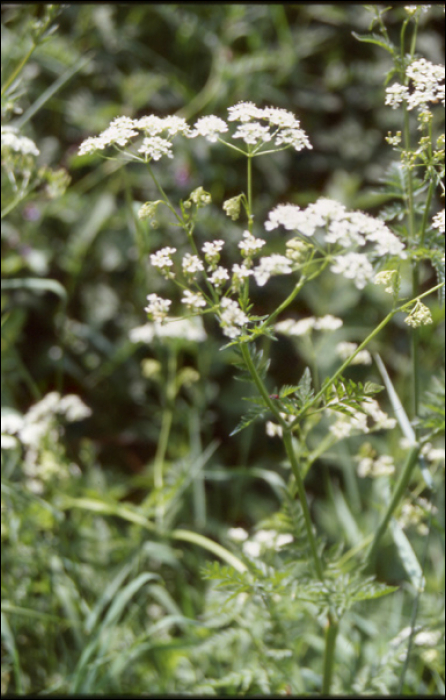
[322,612,339,695]
[247,154,254,232]
[1,42,37,97]
[364,444,421,572]
[240,342,287,428]
[282,431,324,581]
[153,348,177,492]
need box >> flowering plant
[76,6,444,693]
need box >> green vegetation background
[1,4,444,695]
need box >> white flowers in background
[330,252,375,289]
[432,209,445,234]
[327,397,396,439]
[357,453,395,478]
[253,254,293,287]
[421,441,445,465]
[241,529,294,559]
[275,315,343,337]
[1,393,91,492]
[404,300,433,328]
[190,115,228,142]
[181,290,207,310]
[227,527,249,541]
[202,240,225,269]
[130,316,207,343]
[398,497,436,536]
[182,253,204,280]
[144,293,172,323]
[238,230,266,259]
[1,126,40,156]
[336,341,372,365]
[266,421,284,438]
[207,266,230,288]
[219,298,249,338]
[150,247,176,278]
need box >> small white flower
[202,240,225,269]
[138,136,173,161]
[227,102,265,122]
[181,290,206,309]
[253,254,293,287]
[265,204,303,232]
[266,421,283,437]
[313,315,343,331]
[233,122,272,145]
[330,252,374,289]
[231,263,252,292]
[274,127,312,152]
[385,83,410,109]
[208,266,229,287]
[182,253,204,278]
[242,540,262,558]
[131,317,206,343]
[190,115,228,142]
[228,527,249,541]
[144,293,172,323]
[404,300,433,328]
[336,341,372,365]
[238,230,266,257]
[219,298,249,338]
[361,398,397,430]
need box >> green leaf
[351,31,395,54]
[1,277,67,302]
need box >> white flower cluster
[202,240,225,269]
[275,315,343,337]
[253,254,293,287]
[335,341,372,365]
[398,497,436,536]
[1,393,91,492]
[150,246,176,278]
[238,230,266,259]
[357,453,395,478]
[219,298,250,338]
[432,209,445,234]
[228,526,293,559]
[144,293,172,323]
[265,198,406,289]
[1,126,40,156]
[328,397,396,440]
[78,114,190,158]
[129,316,207,343]
[192,101,312,153]
[385,58,445,111]
[404,300,433,328]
